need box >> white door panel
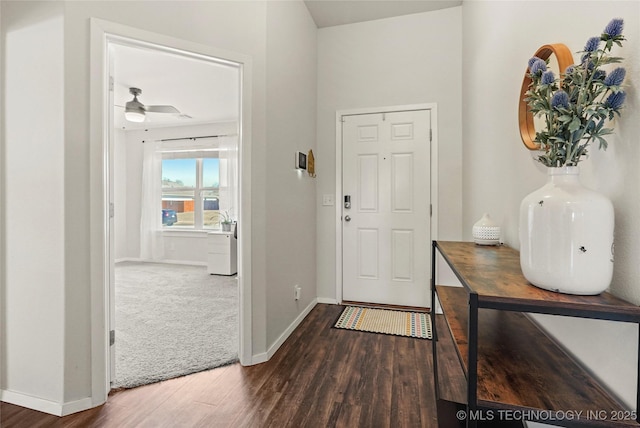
[391,153,414,212]
[358,228,379,279]
[358,154,379,212]
[342,110,431,307]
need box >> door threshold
[341,300,430,313]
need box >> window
[161,157,220,229]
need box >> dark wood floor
[1,304,439,428]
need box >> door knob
[344,215,351,222]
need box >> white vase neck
[548,166,580,176]
[547,166,581,185]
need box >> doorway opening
[90,18,253,402]
[108,38,241,389]
[335,105,438,309]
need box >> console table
[431,240,640,428]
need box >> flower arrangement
[525,18,627,167]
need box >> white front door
[342,110,431,307]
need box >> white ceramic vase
[519,166,614,295]
[472,213,501,245]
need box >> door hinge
[429,128,433,142]
[382,112,386,121]
[430,204,433,217]
[109,203,115,219]
[109,75,114,92]
[110,330,115,346]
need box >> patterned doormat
[334,306,432,339]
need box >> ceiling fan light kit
[125,109,146,123]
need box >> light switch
[322,194,334,206]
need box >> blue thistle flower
[593,69,606,81]
[605,91,626,109]
[528,57,540,69]
[551,91,570,109]
[529,58,547,75]
[564,65,575,75]
[579,54,595,71]
[603,18,624,37]
[541,70,555,85]
[584,37,600,52]
[604,67,626,86]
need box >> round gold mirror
[519,44,574,150]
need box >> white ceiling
[304,0,462,28]
[112,43,239,131]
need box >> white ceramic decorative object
[519,166,614,295]
[472,213,501,245]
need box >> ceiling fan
[123,87,181,123]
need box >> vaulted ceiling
[304,0,462,28]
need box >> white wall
[1,1,66,410]
[316,8,463,302]
[124,128,143,259]
[462,0,640,415]
[265,1,318,347]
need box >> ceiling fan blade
[145,105,180,114]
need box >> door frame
[89,18,253,404]
[334,104,438,305]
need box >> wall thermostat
[295,151,307,170]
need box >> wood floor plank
[0,304,439,428]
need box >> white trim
[251,352,269,365]
[334,104,439,307]
[335,114,343,304]
[0,390,92,417]
[161,230,210,237]
[317,297,339,305]
[61,398,95,416]
[160,230,236,237]
[114,258,208,267]
[1,390,63,416]
[260,298,318,363]
[114,257,142,264]
[430,107,439,244]
[90,18,254,412]
[144,259,207,267]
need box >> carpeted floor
[113,262,238,389]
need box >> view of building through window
[161,157,221,228]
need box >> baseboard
[115,258,206,267]
[160,259,207,267]
[317,297,339,305]
[61,397,94,416]
[433,295,443,314]
[114,257,142,264]
[0,389,93,417]
[251,352,269,365]
[252,298,318,364]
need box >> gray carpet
[113,262,238,389]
